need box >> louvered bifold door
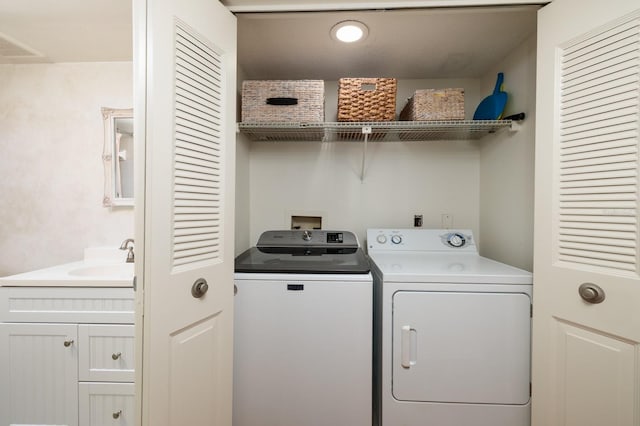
[556,14,640,275]
[173,20,224,268]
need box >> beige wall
[0,62,134,276]
[479,34,537,271]
[237,78,487,250]
[237,61,537,270]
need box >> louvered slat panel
[560,211,636,222]
[175,232,220,245]
[560,220,636,233]
[559,234,636,248]
[175,183,220,195]
[174,226,220,237]
[559,228,635,240]
[562,98,638,127]
[561,193,637,202]
[562,92,638,119]
[561,83,637,112]
[174,182,219,195]
[175,213,221,222]
[562,48,638,87]
[559,201,637,210]
[562,58,639,98]
[563,59,639,94]
[559,177,637,189]
[175,194,220,204]
[176,156,218,174]
[561,152,637,168]
[172,21,224,268]
[560,114,638,138]
[561,187,636,196]
[175,149,220,168]
[561,145,636,162]
[175,220,220,230]
[561,130,636,151]
[174,132,221,154]
[562,21,638,67]
[174,198,221,207]
[559,169,636,182]
[557,9,639,280]
[176,80,220,112]
[560,161,636,175]
[559,241,636,256]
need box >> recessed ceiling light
[331,21,368,43]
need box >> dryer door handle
[401,325,417,368]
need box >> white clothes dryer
[367,229,533,426]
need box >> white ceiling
[0,1,537,80]
[0,0,132,63]
[238,6,539,80]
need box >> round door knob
[578,283,605,304]
[63,339,74,347]
[112,352,122,360]
[191,278,209,298]
[113,410,122,419]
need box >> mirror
[102,107,134,207]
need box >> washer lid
[234,246,370,274]
[369,252,532,284]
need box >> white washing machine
[233,230,372,426]
[367,228,533,426]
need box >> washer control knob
[391,235,403,245]
[376,235,387,244]
[447,233,466,248]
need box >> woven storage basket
[399,88,465,121]
[337,78,397,122]
[241,80,324,123]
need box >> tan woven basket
[241,80,324,123]
[337,78,397,122]
[399,88,465,121]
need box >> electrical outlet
[441,214,453,228]
[414,214,423,227]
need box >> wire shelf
[237,120,513,142]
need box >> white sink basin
[68,263,134,278]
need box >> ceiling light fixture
[331,20,368,43]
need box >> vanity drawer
[0,287,134,323]
[79,324,135,382]
[79,382,135,426]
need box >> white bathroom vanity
[0,249,135,426]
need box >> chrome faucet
[120,238,135,263]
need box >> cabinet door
[79,382,135,426]
[79,324,135,382]
[0,323,78,426]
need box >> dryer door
[392,291,531,404]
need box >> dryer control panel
[367,229,477,253]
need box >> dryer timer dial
[446,233,466,248]
[376,234,388,244]
[391,235,403,245]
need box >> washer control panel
[367,229,476,253]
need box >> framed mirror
[102,107,134,207]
